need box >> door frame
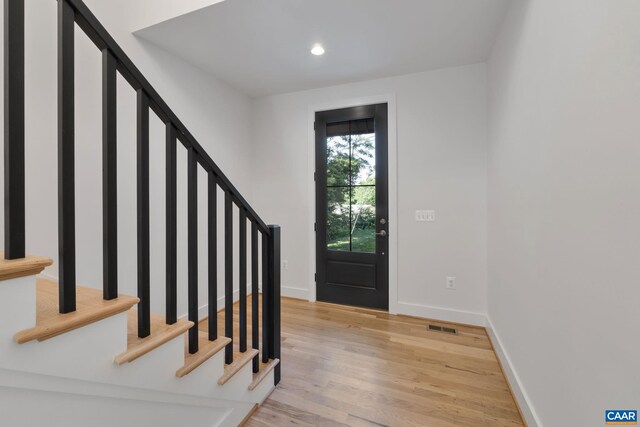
[306,93,398,314]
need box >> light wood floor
[244,298,525,427]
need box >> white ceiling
[134,0,511,98]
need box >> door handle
[376,230,387,237]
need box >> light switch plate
[416,210,435,222]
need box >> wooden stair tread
[248,358,279,391]
[218,349,259,385]
[176,331,231,377]
[0,253,52,281]
[14,277,138,344]
[114,311,193,365]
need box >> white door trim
[306,93,398,314]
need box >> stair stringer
[247,367,276,404]
[220,360,276,404]
[0,276,36,342]
[0,367,255,427]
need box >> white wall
[130,0,226,31]
[487,1,640,425]
[251,63,488,323]
[0,0,255,318]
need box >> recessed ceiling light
[310,44,325,56]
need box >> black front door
[315,104,389,310]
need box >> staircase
[1,0,281,425]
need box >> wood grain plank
[242,297,525,427]
[248,358,279,391]
[176,331,231,377]
[218,348,259,385]
[14,277,138,343]
[114,310,193,364]
[0,253,52,281]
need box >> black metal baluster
[165,124,177,324]
[187,148,198,354]
[52,0,272,239]
[38,0,282,382]
[208,172,218,341]
[102,48,117,300]
[58,0,76,313]
[261,228,269,364]
[224,191,233,364]
[251,221,259,373]
[268,225,282,385]
[136,89,150,338]
[4,0,25,260]
[239,208,247,352]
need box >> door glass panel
[327,136,350,186]
[351,133,375,186]
[327,187,350,251]
[325,119,376,253]
[351,203,376,252]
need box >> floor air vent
[427,324,458,335]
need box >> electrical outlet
[416,210,435,222]
[446,277,456,290]
[282,260,289,270]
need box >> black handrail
[4,0,281,386]
[65,0,270,234]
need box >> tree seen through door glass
[326,131,376,252]
[326,187,350,251]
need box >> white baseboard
[485,316,541,427]
[396,301,486,327]
[281,286,309,300]
[394,304,539,426]
[179,290,242,321]
[188,285,309,319]
[215,291,241,312]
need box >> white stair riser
[174,350,226,395]
[0,276,36,341]
[220,360,275,404]
[112,335,184,390]
[0,313,127,377]
[249,369,276,405]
